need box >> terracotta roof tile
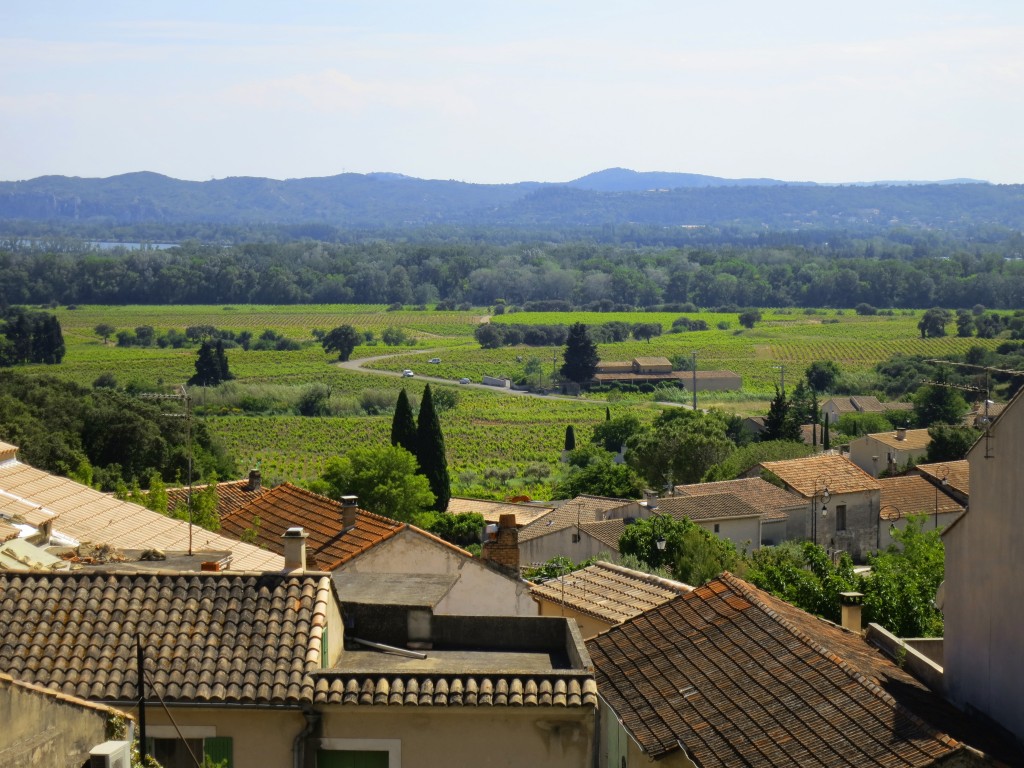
[760,454,880,497]
[446,497,554,526]
[0,459,282,571]
[914,461,970,499]
[165,477,269,519]
[220,483,405,570]
[655,493,764,523]
[578,519,625,551]
[586,573,1013,766]
[531,561,690,625]
[674,478,799,521]
[0,571,333,706]
[865,428,932,451]
[518,496,637,543]
[878,476,964,520]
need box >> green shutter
[204,736,233,768]
[316,749,389,768]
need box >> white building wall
[944,395,1024,741]
[338,530,537,616]
[694,517,761,553]
[520,528,620,566]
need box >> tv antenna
[139,385,194,552]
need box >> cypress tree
[189,341,221,386]
[564,425,576,451]
[605,406,611,421]
[823,412,831,451]
[415,384,450,512]
[391,388,418,455]
[215,340,232,382]
[560,322,599,384]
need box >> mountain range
[0,168,1017,234]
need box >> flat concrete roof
[334,572,458,607]
[334,647,570,675]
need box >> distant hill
[0,168,1018,234]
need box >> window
[836,504,847,532]
[317,739,400,768]
[713,523,720,534]
[145,729,232,768]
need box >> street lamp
[811,476,831,547]
[878,504,901,550]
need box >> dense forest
[2,230,1024,309]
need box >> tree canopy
[626,409,735,489]
[618,514,740,586]
[315,444,434,522]
[415,384,450,512]
[321,324,360,361]
[560,323,599,384]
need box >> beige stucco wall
[339,530,537,616]
[0,681,123,768]
[878,510,959,550]
[695,517,760,554]
[520,527,620,567]
[944,394,1024,741]
[535,597,614,640]
[848,435,928,477]
[145,706,303,767]
[789,490,880,562]
[316,704,594,768]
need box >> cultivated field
[26,304,999,493]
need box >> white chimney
[840,591,864,632]
[282,527,308,571]
[341,496,359,529]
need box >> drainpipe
[293,708,321,768]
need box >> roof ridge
[591,560,691,592]
[718,572,962,753]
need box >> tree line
[4,230,1024,309]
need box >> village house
[218,483,537,616]
[943,385,1024,742]
[0,440,282,571]
[755,453,881,561]
[652,494,765,552]
[164,467,269,519]
[848,427,932,477]
[530,560,690,639]
[673,477,799,546]
[913,460,969,507]
[446,496,554,528]
[876,474,964,548]
[517,495,644,566]
[0,541,597,768]
[587,572,1021,767]
[820,395,914,425]
[593,357,741,390]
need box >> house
[593,358,741,390]
[673,477,800,546]
[0,670,133,767]
[518,495,644,565]
[876,474,964,548]
[756,454,881,560]
[587,572,1020,768]
[531,560,690,639]
[0,440,283,570]
[652,494,765,552]
[0,555,597,768]
[820,395,914,425]
[446,496,555,528]
[913,460,969,506]
[963,399,1005,428]
[164,468,269,518]
[848,427,932,477]
[219,484,537,616]
[943,385,1024,742]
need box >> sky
[2,1,1022,185]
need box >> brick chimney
[840,591,864,632]
[246,468,262,491]
[282,527,308,571]
[482,513,520,570]
[341,495,359,529]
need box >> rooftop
[333,571,459,608]
[655,493,765,523]
[0,570,332,705]
[587,573,1021,766]
[760,453,880,497]
[578,519,625,551]
[518,495,637,543]
[915,461,970,499]
[164,473,268,518]
[446,496,554,527]
[530,561,690,625]
[219,483,404,570]
[673,477,798,521]
[878,476,965,520]
[862,428,932,451]
[0,451,281,571]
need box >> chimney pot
[840,591,864,632]
[246,469,262,491]
[896,427,906,441]
[282,526,308,571]
[341,496,358,529]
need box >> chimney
[840,591,864,632]
[282,527,308,571]
[895,427,907,441]
[246,468,262,491]
[341,496,359,529]
[482,513,520,570]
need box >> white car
[459,377,471,384]
[428,357,441,364]
[402,369,414,377]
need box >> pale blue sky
[2,2,1021,183]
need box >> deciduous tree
[321,324,360,362]
[317,445,434,522]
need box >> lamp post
[878,504,901,550]
[934,465,949,531]
[811,476,831,547]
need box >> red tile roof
[914,461,970,499]
[587,573,1009,766]
[655,493,763,523]
[219,483,405,570]
[165,476,268,518]
[878,476,964,520]
[674,477,799,521]
[760,454,880,497]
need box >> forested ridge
[3,231,1024,309]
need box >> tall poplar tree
[391,388,418,455]
[415,384,450,512]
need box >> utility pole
[691,351,697,411]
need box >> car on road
[402,369,415,377]
[458,377,471,384]
[428,357,441,364]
